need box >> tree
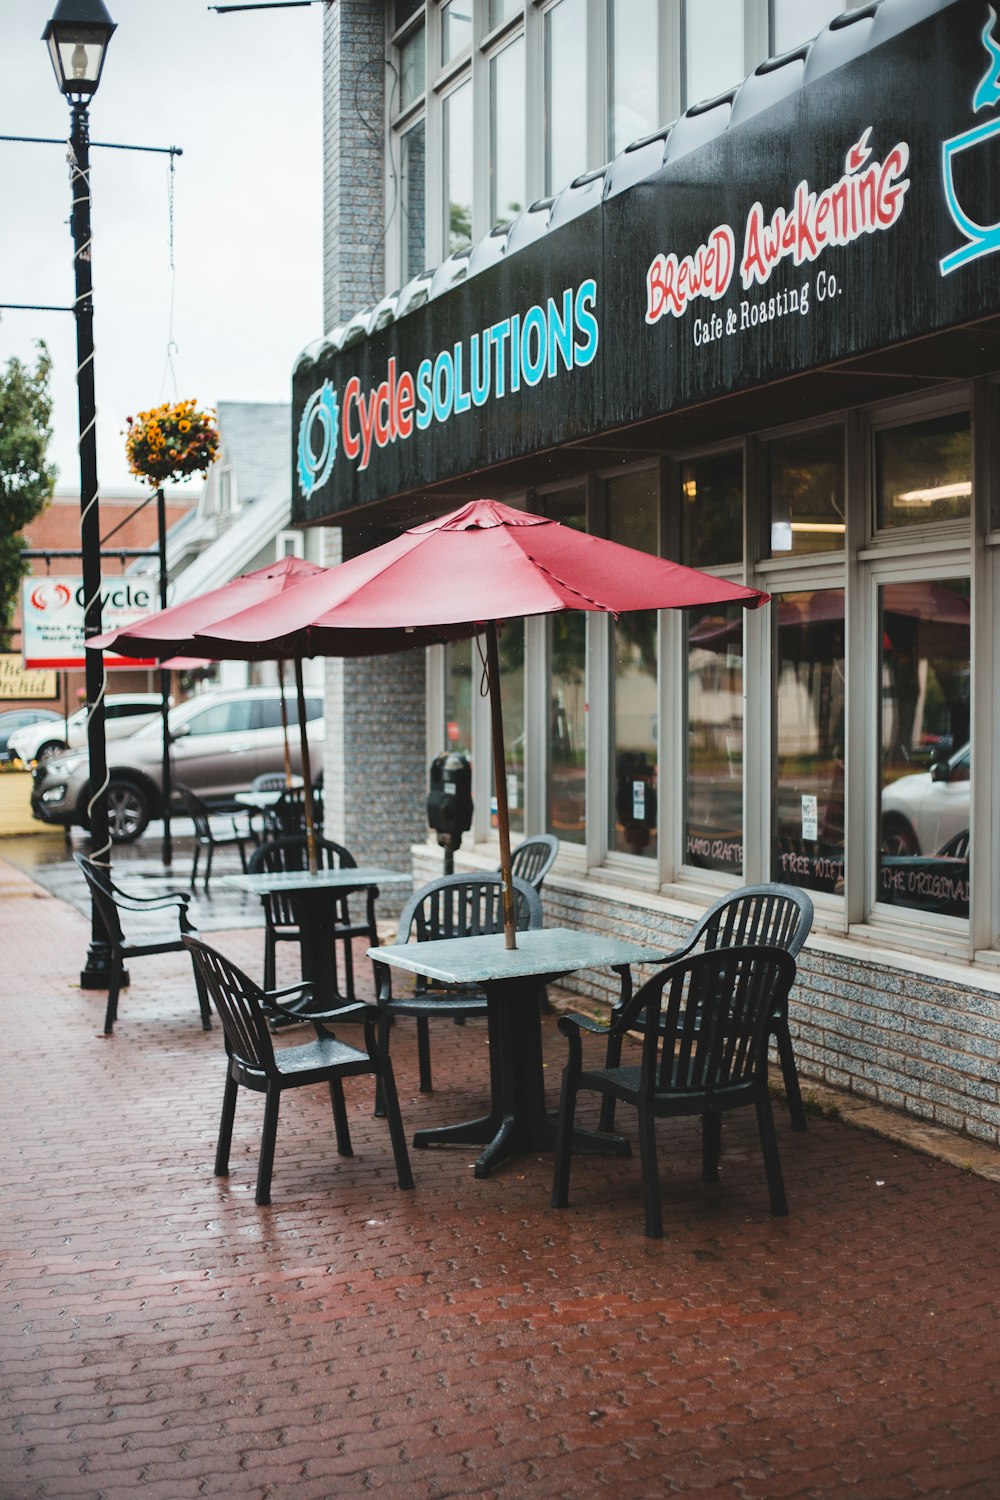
[0,345,56,651]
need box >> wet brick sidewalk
[2,856,999,1498]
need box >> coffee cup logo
[941,7,1000,276]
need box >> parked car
[0,707,62,764]
[30,686,325,842]
[881,743,970,856]
[8,693,164,767]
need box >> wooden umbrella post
[277,658,293,786]
[294,656,318,875]
[485,621,517,949]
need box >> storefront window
[444,78,473,254]
[685,0,743,106]
[609,470,658,859]
[772,588,846,894]
[544,0,587,196]
[490,34,525,226]
[878,579,970,920]
[681,449,743,568]
[609,0,658,158]
[400,118,426,282]
[772,0,845,53]
[875,411,971,530]
[546,493,587,845]
[440,0,471,65]
[686,605,744,876]
[497,619,525,837]
[767,426,845,557]
[444,637,473,757]
[399,21,425,111]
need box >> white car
[7,693,164,767]
[881,744,970,857]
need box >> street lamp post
[42,0,117,988]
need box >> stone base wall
[411,841,1000,1147]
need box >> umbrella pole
[485,621,517,949]
[294,656,318,875]
[277,658,293,786]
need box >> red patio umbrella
[198,499,769,946]
[89,556,333,856]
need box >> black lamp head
[42,0,117,99]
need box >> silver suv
[30,686,325,842]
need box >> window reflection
[609,469,658,858]
[772,589,846,893]
[609,0,658,157]
[444,637,473,757]
[399,22,425,111]
[681,449,743,568]
[686,606,744,875]
[544,0,587,195]
[878,579,970,919]
[444,79,473,253]
[441,0,471,64]
[498,619,525,836]
[489,0,520,27]
[400,119,426,281]
[768,426,845,557]
[876,411,971,529]
[491,35,525,226]
[685,0,743,106]
[545,493,586,844]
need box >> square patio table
[226,867,411,1001]
[369,926,669,1178]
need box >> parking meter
[427,751,473,870]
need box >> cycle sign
[22,577,157,670]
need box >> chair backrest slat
[630,947,796,1101]
[184,936,276,1074]
[74,853,125,943]
[506,835,559,891]
[695,883,813,959]
[400,872,543,950]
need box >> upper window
[488,0,520,28]
[544,0,587,196]
[444,77,473,253]
[771,0,845,54]
[767,426,845,557]
[608,0,658,158]
[490,33,525,225]
[400,118,427,279]
[681,449,743,568]
[685,0,743,107]
[441,0,472,65]
[875,410,971,531]
[398,21,426,112]
[185,701,255,737]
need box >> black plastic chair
[553,945,796,1239]
[183,935,413,1206]
[375,872,544,1105]
[247,835,377,997]
[505,834,560,891]
[176,783,255,889]
[73,851,210,1035]
[603,883,813,1132]
[262,783,324,841]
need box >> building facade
[306,0,1000,1143]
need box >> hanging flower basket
[125,399,219,486]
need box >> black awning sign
[644,126,911,340]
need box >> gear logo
[297,381,340,499]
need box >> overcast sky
[1,0,324,495]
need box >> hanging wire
[159,150,180,402]
[476,629,490,697]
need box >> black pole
[70,97,113,988]
[156,487,173,867]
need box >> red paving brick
[2,856,1000,1498]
